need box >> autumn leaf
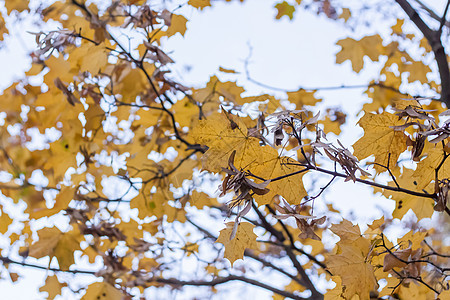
[328,219,378,299]
[28,227,81,270]
[190,112,261,172]
[166,14,188,37]
[327,243,378,300]
[0,208,13,234]
[82,282,124,300]
[324,276,345,300]
[413,147,450,189]
[330,219,363,242]
[188,0,212,10]
[251,146,308,205]
[216,222,258,265]
[381,168,434,220]
[39,275,67,300]
[336,35,383,72]
[219,66,238,73]
[353,111,407,172]
[287,89,322,108]
[275,1,296,20]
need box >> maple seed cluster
[219,150,270,209]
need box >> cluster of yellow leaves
[325,219,447,300]
[326,220,378,300]
[0,1,449,299]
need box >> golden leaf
[353,112,407,172]
[166,14,188,37]
[188,0,211,10]
[275,1,295,20]
[190,113,261,172]
[39,275,67,300]
[82,282,124,300]
[381,169,434,220]
[287,89,322,108]
[327,243,378,300]
[413,147,450,189]
[28,227,81,270]
[336,35,383,73]
[216,222,258,265]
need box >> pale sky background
[0,0,447,299]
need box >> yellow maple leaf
[275,1,296,20]
[28,227,81,270]
[380,276,434,299]
[166,14,188,37]
[327,243,378,300]
[84,104,105,133]
[401,61,431,84]
[328,219,378,299]
[287,89,322,108]
[39,275,67,300]
[398,230,426,249]
[0,208,12,234]
[324,276,345,300]
[218,66,238,73]
[0,14,8,41]
[188,0,211,10]
[190,191,219,209]
[190,113,261,172]
[336,35,383,73]
[381,169,434,220]
[330,219,363,242]
[69,43,108,74]
[5,0,29,13]
[339,8,351,22]
[250,146,308,205]
[353,111,407,173]
[194,76,245,105]
[216,222,258,265]
[82,282,124,300]
[413,147,450,190]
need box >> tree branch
[395,0,450,107]
[153,275,310,300]
[0,256,96,275]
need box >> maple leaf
[330,219,363,242]
[328,219,378,299]
[188,0,211,10]
[336,35,383,72]
[39,275,67,300]
[327,242,378,300]
[5,0,29,13]
[82,282,124,300]
[0,208,12,234]
[275,1,296,20]
[166,14,188,37]
[70,43,108,74]
[413,147,450,189]
[287,89,322,108]
[251,146,308,205]
[190,112,261,172]
[324,276,345,300]
[28,227,81,270]
[353,111,407,172]
[381,168,434,220]
[216,222,258,265]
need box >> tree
[0,0,449,299]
